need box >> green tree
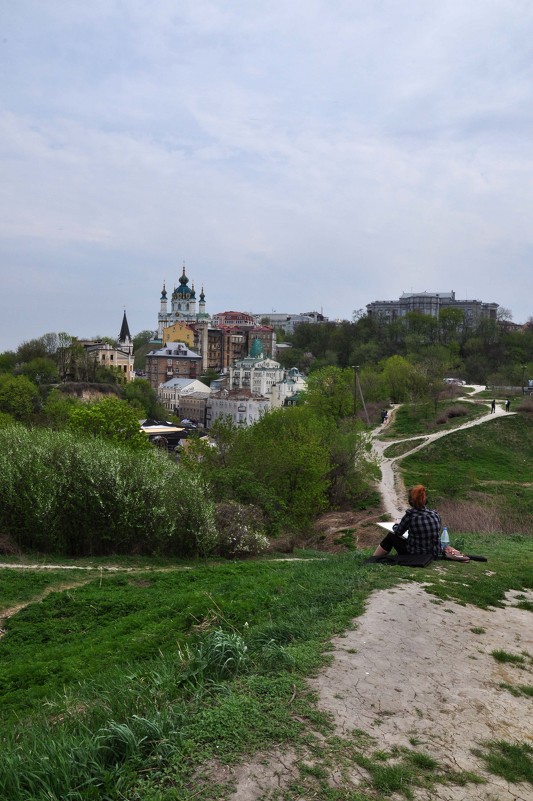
[41,389,80,429]
[381,355,414,403]
[0,374,39,421]
[304,366,354,420]
[123,378,166,418]
[133,329,156,371]
[200,369,222,387]
[16,337,49,363]
[231,407,331,530]
[67,397,149,450]
[20,357,59,385]
[0,351,17,373]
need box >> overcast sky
[1,1,533,351]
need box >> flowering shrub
[214,502,269,559]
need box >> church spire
[118,310,133,354]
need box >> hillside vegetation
[400,413,533,536]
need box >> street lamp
[522,363,526,395]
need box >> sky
[1,0,533,352]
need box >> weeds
[475,741,533,785]
[491,650,527,666]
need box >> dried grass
[438,495,531,536]
[438,497,503,535]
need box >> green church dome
[250,338,263,358]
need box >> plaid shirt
[394,506,442,557]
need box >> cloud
[1,1,533,350]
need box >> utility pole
[351,365,358,418]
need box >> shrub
[0,425,216,556]
[447,405,469,418]
[214,503,269,559]
[517,399,533,414]
[436,405,469,424]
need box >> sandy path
[228,583,533,801]
[223,391,532,800]
[372,390,513,518]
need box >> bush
[517,399,533,414]
[447,405,469,418]
[437,405,469,424]
[214,503,269,559]
[0,425,216,556]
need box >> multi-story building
[158,377,211,414]
[253,310,328,334]
[145,342,202,389]
[271,367,307,408]
[160,320,195,348]
[80,311,135,382]
[229,338,284,399]
[206,388,270,429]
[229,339,307,410]
[366,291,498,324]
[211,310,255,327]
[178,391,211,427]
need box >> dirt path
[372,389,514,518]
[223,390,532,800]
[227,583,533,801]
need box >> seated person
[373,485,469,562]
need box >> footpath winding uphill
[227,389,533,801]
[372,386,513,518]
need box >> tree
[0,374,39,421]
[304,366,354,420]
[231,406,331,530]
[123,378,166,418]
[200,369,222,387]
[0,351,17,374]
[16,337,49,363]
[20,357,59,385]
[381,355,414,403]
[67,397,149,450]
[41,388,80,429]
[133,330,156,349]
[438,308,464,346]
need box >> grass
[474,741,533,785]
[0,569,89,609]
[1,397,532,800]
[491,649,527,666]
[1,534,532,800]
[399,414,533,534]
[379,399,487,440]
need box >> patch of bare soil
[226,584,533,801]
[308,507,385,552]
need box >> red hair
[408,485,427,509]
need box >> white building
[206,388,270,429]
[253,311,328,334]
[157,265,209,339]
[158,377,211,414]
[270,367,307,408]
[229,338,306,408]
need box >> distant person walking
[491,399,496,413]
[505,399,510,412]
